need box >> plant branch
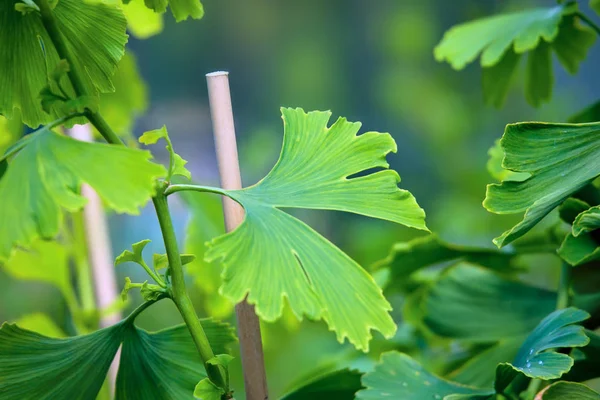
[577,11,600,37]
[152,190,227,389]
[164,183,233,197]
[35,0,123,146]
[556,261,572,310]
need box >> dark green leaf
[482,50,521,108]
[356,352,492,400]
[565,330,600,382]
[540,381,600,399]
[484,122,600,247]
[280,369,363,400]
[569,100,600,123]
[525,41,552,107]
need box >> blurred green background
[2,0,600,398]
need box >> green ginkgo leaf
[13,313,65,338]
[280,369,363,400]
[494,308,590,391]
[193,379,223,400]
[486,139,529,182]
[540,382,600,400]
[565,330,600,382]
[484,122,600,247]
[139,125,191,181]
[202,107,427,351]
[125,0,204,22]
[434,4,595,107]
[122,0,164,38]
[356,352,493,400]
[116,319,237,400]
[0,127,166,261]
[0,322,125,400]
[0,0,128,127]
[0,113,24,157]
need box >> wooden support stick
[69,124,121,392]
[206,71,269,400]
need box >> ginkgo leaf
[0,127,166,260]
[280,369,363,400]
[122,0,164,38]
[125,0,204,22]
[569,100,600,123]
[116,319,237,400]
[14,313,65,338]
[0,322,125,400]
[494,308,590,391]
[0,113,24,156]
[140,125,191,180]
[356,352,493,400]
[434,4,595,107]
[540,382,600,400]
[202,107,427,351]
[486,139,530,182]
[0,0,127,127]
[193,379,223,400]
[484,122,600,247]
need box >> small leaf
[280,369,363,400]
[486,139,529,182]
[552,15,596,74]
[0,128,166,260]
[140,125,191,180]
[565,330,600,382]
[0,0,128,127]
[525,41,553,107]
[140,281,166,301]
[122,0,164,39]
[193,379,224,400]
[540,381,600,399]
[573,206,600,236]
[494,307,590,391]
[484,122,600,247]
[152,253,196,270]
[482,50,521,108]
[207,354,234,368]
[356,352,493,400]
[0,322,125,399]
[205,108,427,351]
[115,239,151,266]
[559,198,590,225]
[137,0,204,22]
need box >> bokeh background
[2,0,600,398]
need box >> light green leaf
[115,239,152,266]
[153,253,196,270]
[487,139,529,182]
[434,5,567,69]
[0,113,24,156]
[0,322,124,399]
[180,189,232,318]
[280,369,363,400]
[0,128,166,261]
[0,0,127,127]
[116,319,237,400]
[424,263,557,341]
[2,239,76,307]
[494,307,590,391]
[374,235,524,293]
[193,379,223,400]
[122,0,164,38]
[207,354,234,368]
[205,108,426,351]
[481,50,521,108]
[97,51,148,139]
[14,313,65,338]
[525,41,552,107]
[128,0,204,23]
[540,382,600,399]
[140,125,191,180]
[484,122,600,247]
[356,352,493,400]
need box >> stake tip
[206,71,229,77]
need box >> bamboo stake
[69,124,121,393]
[206,71,269,400]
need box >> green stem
[577,11,600,37]
[556,262,572,310]
[124,297,165,323]
[71,211,97,316]
[152,192,227,389]
[165,183,231,197]
[35,0,123,146]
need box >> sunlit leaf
[0,127,166,260]
[140,125,191,180]
[193,378,223,400]
[126,0,204,22]
[356,352,492,400]
[424,263,557,341]
[280,369,363,400]
[0,113,24,156]
[484,122,600,247]
[116,319,237,399]
[494,308,589,391]
[204,108,427,351]
[122,0,164,38]
[0,322,124,399]
[115,239,152,266]
[2,239,76,307]
[540,381,600,399]
[13,313,65,338]
[0,0,127,127]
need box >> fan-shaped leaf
[280,369,363,400]
[0,0,127,127]
[126,0,204,22]
[356,352,492,400]
[484,122,600,247]
[0,128,166,260]
[540,382,600,399]
[204,107,427,351]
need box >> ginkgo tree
[0,0,427,399]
